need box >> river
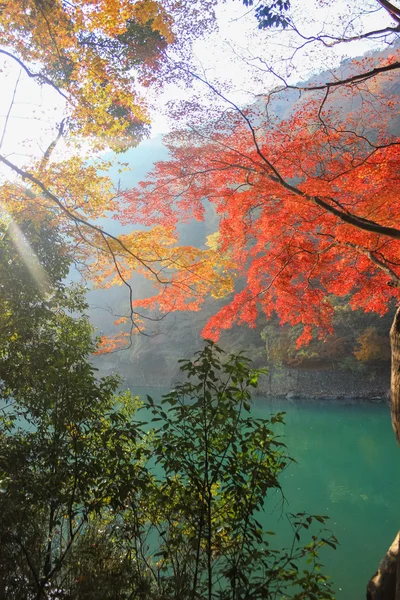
[251,398,400,599]
[139,389,400,599]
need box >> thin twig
[0,49,68,101]
[0,68,21,151]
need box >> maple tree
[1,1,400,387]
[0,0,218,151]
[0,0,220,343]
[119,0,400,440]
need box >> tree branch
[377,0,400,22]
[0,153,168,283]
[39,119,67,173]
[0,68,21,151]
[289,22,400,47]
[344,242,400,287]
[181,67,400,242]
[288,61,400,93]
[0,49,68,101]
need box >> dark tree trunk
[390,307,400,444]
[367,533,400,599]
[370,310,400,598]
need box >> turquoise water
[6,387,397,596]
[250,399,400,599]
[139,390,400,599]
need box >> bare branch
[286,61,400,93]
[0,68,21,151]
[39,118,67,173]
[252,58,400,98]
[289,22,400,47]
[0,49,69,101]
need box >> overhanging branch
[0,154,168,283]
[182,66,400,243]
[0,49,69,101]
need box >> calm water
[250,399,400,599]
[139,389,400,599]
[7,388,398,597]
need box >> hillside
[90,45,397,396]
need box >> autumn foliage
[120,52,400,347]
[0,0,216,151]
[1,0,399,362]
[354,327,391,363]
[0,0,219,348]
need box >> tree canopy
[122,61,399,340]
[118,3,400,434]
[0,218,337,597]
[1,0,399,347]
[0,0,220,346]
[0,0,218,151]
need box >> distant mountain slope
[90,44,397,390]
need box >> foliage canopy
[0,220,337,598]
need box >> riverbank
[256,364,390,404]
[96,352,391,404]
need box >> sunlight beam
[5,218,52,298]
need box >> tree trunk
[366,311,400,597]
[390,307,400,444]
[367,532,400,599]
[396,535,400,600]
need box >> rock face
[96,351,391,401]
[256,365,390,402]
[367,532,400,600]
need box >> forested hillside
[1,1,400,597]
[91,43,398,393]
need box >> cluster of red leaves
[120,59,400,345]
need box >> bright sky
[149,0,395,131]
[0,0,396,171]
[0,60,65,165]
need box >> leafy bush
[137,342,337,599]
[0,217,336,598]
[354,327,391,364]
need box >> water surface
[139,389,399,598]
[250,399,400,599]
